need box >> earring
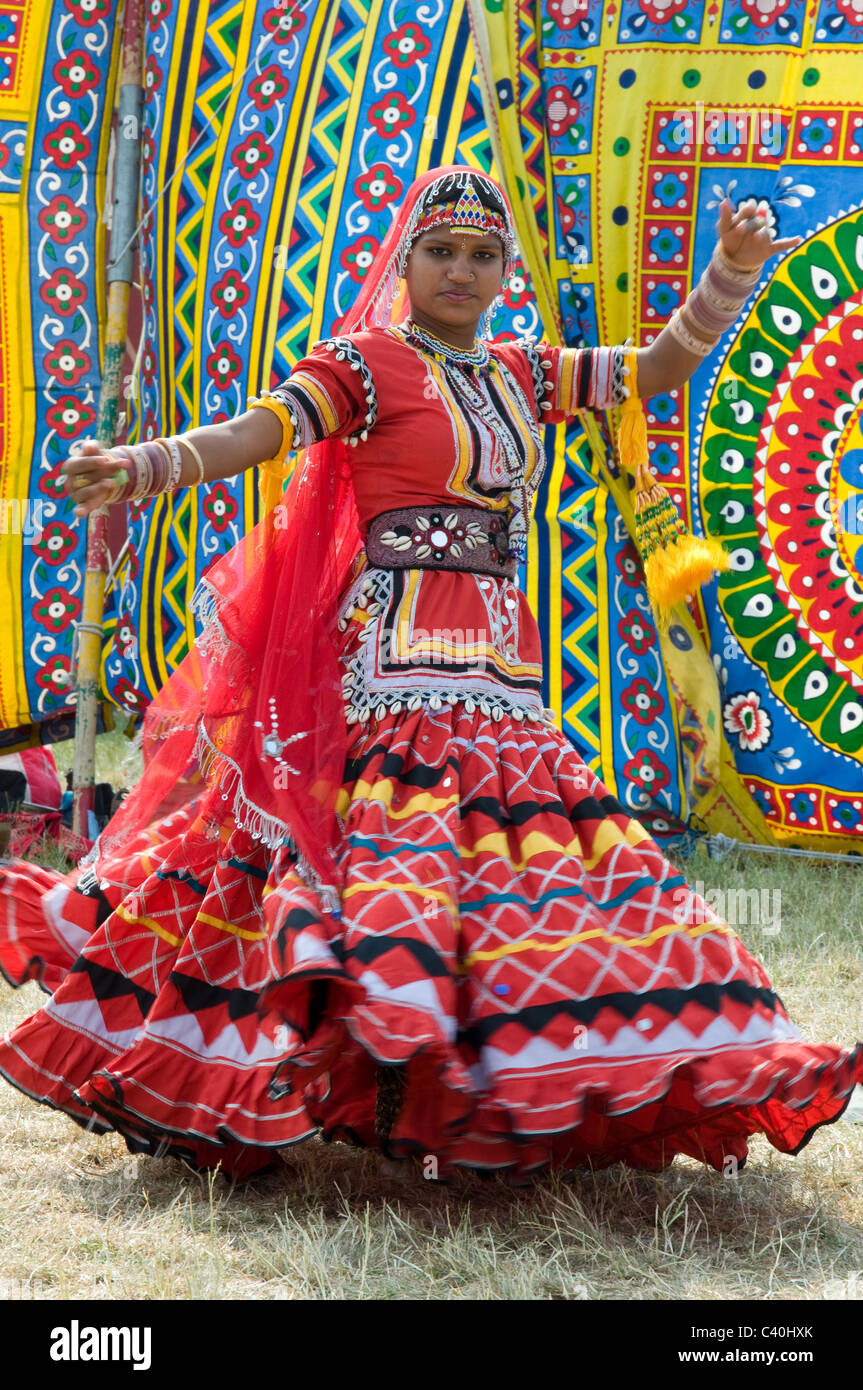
[481,287,505,340]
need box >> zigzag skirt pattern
[1,699,861,1179]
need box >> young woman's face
[403,224,505,343]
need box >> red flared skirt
[1,699,860,1180]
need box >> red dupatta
[83,166,520,909]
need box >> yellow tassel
[257,454,288,515]
[247,395,294,515]
[618,347,730,630]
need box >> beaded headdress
[352,167,520,332]
[411,181,511,247]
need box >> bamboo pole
[71,0,144,841]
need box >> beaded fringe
[191,719,342,916]
[189,577,248,672]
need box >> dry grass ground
[0,730,861,1300]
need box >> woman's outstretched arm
[62,332,377,517]
[62,408,283,518]
[635,196,801,401]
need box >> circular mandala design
[700,208,863,757]
[754,298,863,683]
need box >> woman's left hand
[717,196,801,268]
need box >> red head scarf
[85,166,519,910]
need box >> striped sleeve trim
[269,372,348,449]
[268,337,378,448]
[272,374,341,446]
[552,345,629,413]
[557,349,579,408]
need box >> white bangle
[127,443,153,499]
[161,436,184,489]
[668,308,715,358]
[177,434,205,485]
[713,241,762,284]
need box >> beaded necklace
[403,317,490,371]
[399,318,533,564]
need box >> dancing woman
[1,165,858,1181]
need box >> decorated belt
[365,505,517,580]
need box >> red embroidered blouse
[263,325,626,725]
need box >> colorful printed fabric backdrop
[4,0,862,853]
[471,0,863,852]
[0,0,121,749]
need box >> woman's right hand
[61,440,130,518]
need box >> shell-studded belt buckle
[365,504,517,580]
